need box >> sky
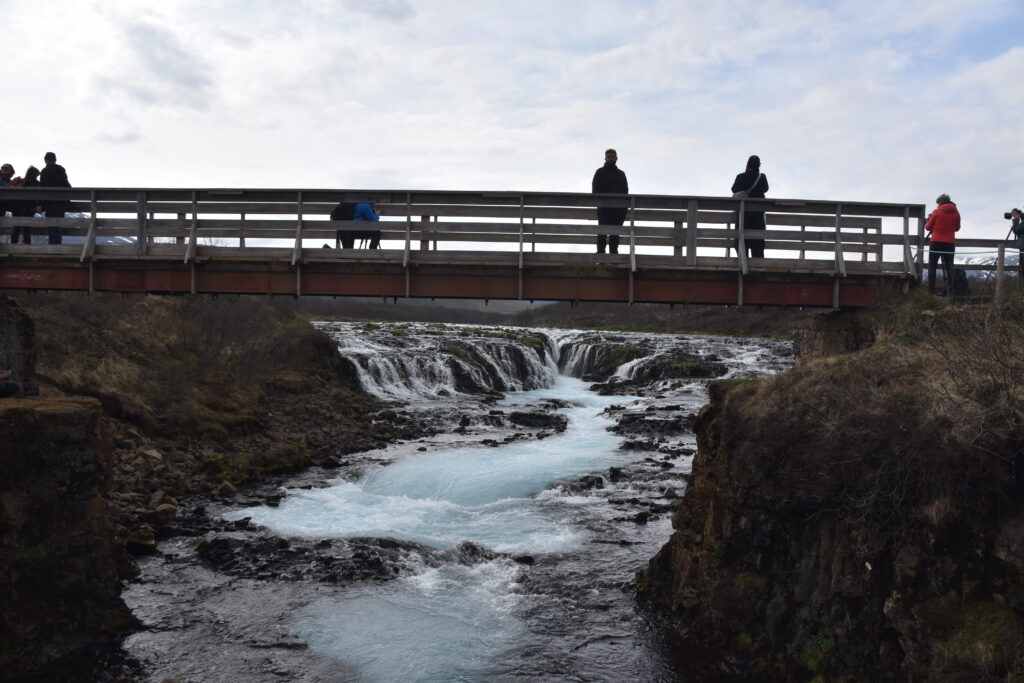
[3,0,1024,240]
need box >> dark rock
[0,398,136,675]
[513,555,536,565]
[633,512,650,525]
[509,411,568,431]
[213,480,238,497]
[319,456,342,469]
[125,528,158,555]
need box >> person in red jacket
[924,193,961,295]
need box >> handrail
[0,186,937,277]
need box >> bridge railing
[0,187,927,276]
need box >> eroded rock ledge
[639,302,1024,681]
[0,398,135,677]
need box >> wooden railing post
[135,191,148,256]
[686,199,698,265]
[996,244,1006,305]
[629,196,637,273]
[834,203,847,277]
[420,214,430,251]
[737,201,748,275]
[291,190,303,266]
[518,195,525,300]
[403,193,412,269]
[80,190,98,263]
[184,192,198,264]
[902,206,914,274]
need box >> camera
[1006,209,1021,220]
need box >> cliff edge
[0,398,135,678]
[640,294,1024,681]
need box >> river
[120,322,792,681]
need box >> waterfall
[316,322,559,399]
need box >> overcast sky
[3,0,1023,240]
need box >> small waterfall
[316,322,558,399]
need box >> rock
[0,396,134,675]
[513,555,536,565]
[459,415,471,428]
[608,467,626,482]
[148,490,167,508]
[126,528,157,555]
[213,480,238,497]
[319,456,342,469]
[633,511,650,525]
[142,449,163,462]
[509,411,568,431]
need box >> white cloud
[0,0,1022,240]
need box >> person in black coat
[731,155,769,258]
[592,148,628,254]
[40,151,71,244]
[10,166,41,244]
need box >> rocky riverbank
[0,397,136,677]
[639,292,1024,681]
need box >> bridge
[0,186,966,308]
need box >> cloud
[2,1,1024,240]
[338,0,415,23]
[92,19,213,109]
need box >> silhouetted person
[1011,208,1024,285]
[592,148,628,254]
[1,163,13,236]
[924,193,961,296]
[731,155,769,258]
[10,166,41,245]
[331,201,381,248]
[40,151,71,244]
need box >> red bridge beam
[0,259,906,308]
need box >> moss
[391,328,409,337]
[796,633,837,675]
[939,603,1024,675]
[199,442,311,483]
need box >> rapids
[121,322,792,682]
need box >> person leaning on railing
[731,155,769,258]
[924,193,961,296]
[1011,208,1024,284]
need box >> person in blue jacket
[332,201,381,248]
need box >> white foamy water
[292,561,523,682]
[215,325,792,682]
[226,377,630,553]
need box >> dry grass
[15,293,320,434]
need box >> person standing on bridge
[731,155,769,258]
[9,166,41,245]
[1009,208,1023,286]
[924,193,961,296]
[592,148,628,255]
[40,152,71,245]
[1,163,14,240]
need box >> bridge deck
[0,187,942,307]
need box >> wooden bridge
[0,187,951,307]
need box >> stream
[120,323,792,681]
